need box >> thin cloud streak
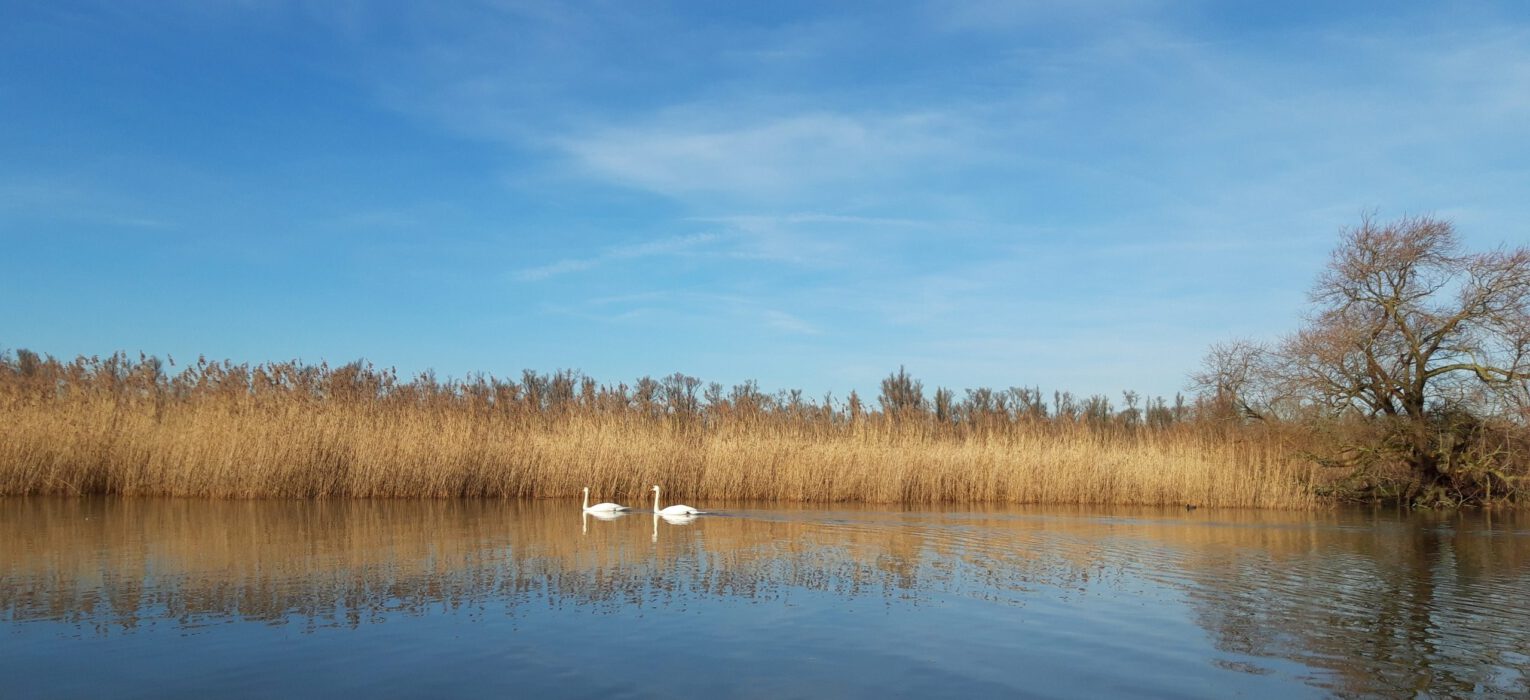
[763,310,822,336]
[512,232,720,282]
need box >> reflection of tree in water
[3,500,1528,695]
[1181,510,1530,697]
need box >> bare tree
[1189,339,1274,421]
[1297,217,1526,411]
[1203,215,1529,503]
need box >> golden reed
[0,353,1314,507]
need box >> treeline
[0,350,1205,435]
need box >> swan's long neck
[582,488,589,509]
[652,488,661,512]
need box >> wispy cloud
[763,310,822,335]
[536,289,825,339]
[690,213,936,228]
[512,232,719,282]
[0,180,174,230]
[929,0,1164,34]
[321,209,420,229]
[13,2,1529,401]
[556,111,970,203]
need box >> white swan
[582,486,630,513]
[651,485,704,516]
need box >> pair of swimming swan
[580,485,704,516]
[581,508,693,538]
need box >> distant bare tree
[729,380,768,416]
[933,387,955,423]
[879,366,925,417]
[1189,339,1274,421]
[1120,390,1141,428]
[662,372,702,418]
[1082,394,1112,425]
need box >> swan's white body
[651,485,703,516]
[582,487,630,513]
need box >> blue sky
[3,1,1528,401]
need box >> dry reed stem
[1,392,1314,507]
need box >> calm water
[3,499,1528,698]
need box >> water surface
[3,498,1528,698]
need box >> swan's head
[651,485,660,492]
[582,486,589,494]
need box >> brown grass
[0,353,1315,507]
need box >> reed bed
[0,352,1315,507]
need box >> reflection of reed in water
[3,500,1528,695]
[0,498,1022,630]
[9,499,1174,631]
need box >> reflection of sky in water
[3,499,1527,698]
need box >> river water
[2,498,1527,698]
